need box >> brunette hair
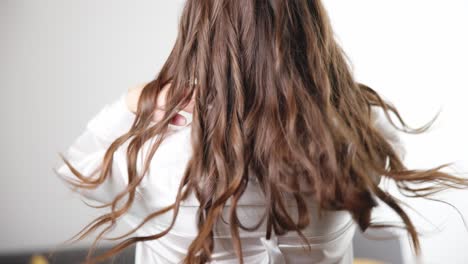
[52,0,468,263]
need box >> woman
[52,0,468,263]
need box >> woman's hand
[126,82,194,126]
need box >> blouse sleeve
[53,91,141,207]
[369,105,407,186]
[370,105,407,162]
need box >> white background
[1,1,467,263]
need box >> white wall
[1,0,467,263]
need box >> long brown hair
[52,0,468,263]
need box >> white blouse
[55,91,405,264]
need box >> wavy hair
[52,0,468,263]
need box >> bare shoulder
[127,82,149,93]
[125,82,150,113]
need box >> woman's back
[122,113,358,263]
[56,92,389,263]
